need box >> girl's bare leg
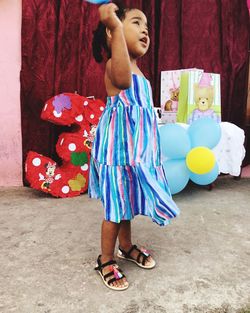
[101,220,120,262]
[101,220,128,288]
[118,220,154,266]
[118,220,132,250]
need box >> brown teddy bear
[164,87,179,112]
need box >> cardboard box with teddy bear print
[176,70,221,124]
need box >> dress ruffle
[88,158,180,226]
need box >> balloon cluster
[159,118,222,194]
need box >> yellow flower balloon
[186,147,215,174]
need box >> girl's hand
[98,3,123,31]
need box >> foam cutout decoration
[25,93,105,197]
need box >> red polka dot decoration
[25,93,105,197]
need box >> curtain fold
[21,0,250,183]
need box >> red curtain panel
[21,0,250,184]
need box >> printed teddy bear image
[188,73,220,123]
[164,87,179,112]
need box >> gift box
[160,70,184,123]
[177,70,221,124]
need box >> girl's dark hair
[92,1,131,63]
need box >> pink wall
[0,0,22,186]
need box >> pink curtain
[21,0,250,183]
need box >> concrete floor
[0,176,250,313]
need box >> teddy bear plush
[188,73,220,123]
[164,87,179,112]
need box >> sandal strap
[119,245,138,259]
[127,244,137,256]
[107,275,125,286]
[103,268,124,280]
[103,271,114,280]
[100,259,117,268]
[94,255,117,272]
[102,265,126,285]
[119,245,151,266]
[137,252,147,266]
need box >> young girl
[89,2,180,291]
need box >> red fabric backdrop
[21,0,249,183]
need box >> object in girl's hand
[84,0,110,4]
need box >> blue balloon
[190,162,219,185]
[188,117,221,149]
[84,0,110,3]
[159,124,191,159]
[162,159,190,194]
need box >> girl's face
[122,9,150,59]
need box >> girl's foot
[94,255,129,291]
[117,245,156,269]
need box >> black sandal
[94,255,129,291]
[117,245,156,269]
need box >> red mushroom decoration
[25,93,105,197]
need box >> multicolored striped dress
[88,73,180,226]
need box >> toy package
[177,70,221,124]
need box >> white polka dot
[83,101,88,106]
[68,143,76,151]
[90,114,95,119]
[62,186,70,194]
[75,115,83,122]
[55,174,61,180]
[44,103,48,111]
[60,138,64,145]
[32,158,41,167]
[81,164,89,171]
[53,110,62,118]
[100,106,104,111]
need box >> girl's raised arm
[99,4,131,89]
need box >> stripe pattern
[88,74,180,226]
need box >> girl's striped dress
[88,73,180,226]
